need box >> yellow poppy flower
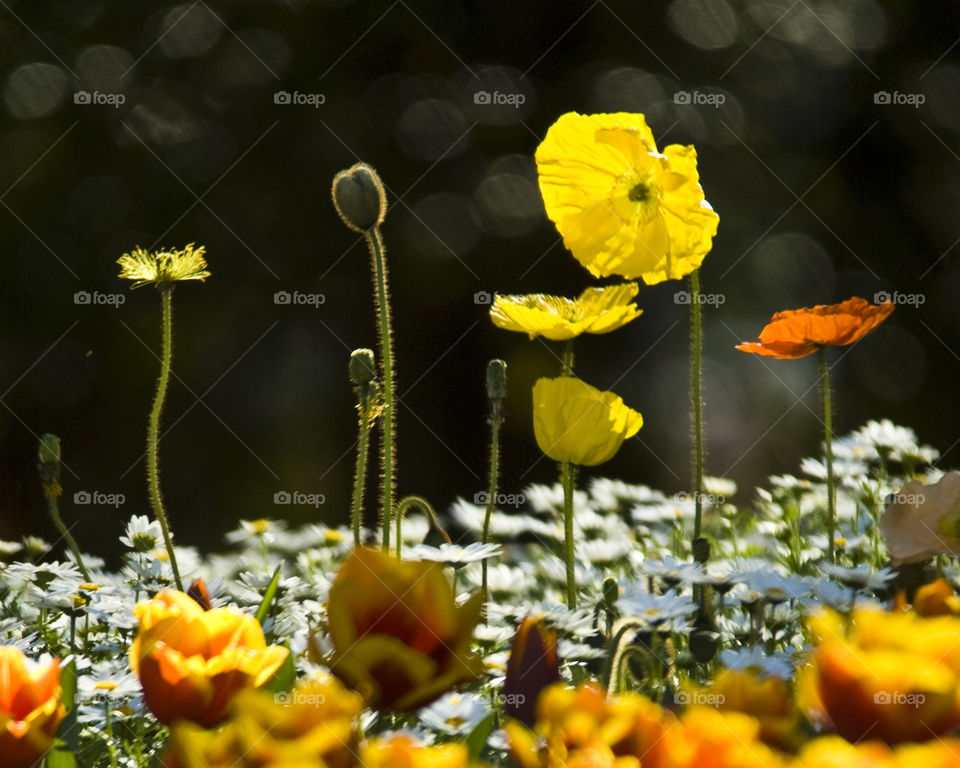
[536,112,718,285]
[489,283,642,341]
[532,377,642,466]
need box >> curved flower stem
[366,226,396,552]
[147,286,183,592]
[481,396,504,596]
[689,269,705,558]
[45,491,91,582]
[394,495,450,558]
[818,348,836,564]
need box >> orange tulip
[130,590,288,727]
[323,548,484,711]
[0,647,65,768]
[736,297,894,359]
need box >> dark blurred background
[2,0,959,561]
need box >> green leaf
[255,564,283,627]
[58,660,79,751]
[464,711,496,760]
[264,644,296,695]
[44,746,78,768]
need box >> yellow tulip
[323,548,484,711]
[489,283,641,341]
[130,590,288,727]
[0,647,65,768]
[532,377,642,466]
[536,112,718,285]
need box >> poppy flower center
[628,182,651,202]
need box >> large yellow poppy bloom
[490,283,641,341]
[536,112,719,285]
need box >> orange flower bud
[0,646,65,768]
[130,590,288,727]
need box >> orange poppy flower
[736,297,894,359]
[0,647,65,768]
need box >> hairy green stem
[367,227,396,552]
[45,493,91,582]
[562,460,577,609]
[481,398,503,595]
[689,270,705,554]
[818,349,836,564]
[561,339,574,377]
[351,401,373,547]
[147,286,183,592]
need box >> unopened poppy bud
[37,434,61,487]
[349,348,377,386]
[486,359,507,401]
[602,576,619,609]
[332,162,387,233]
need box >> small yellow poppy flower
[532,377,642,466]
[117,243,211,288]
[536,112,719,285]
[489,283,642,341]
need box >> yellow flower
[674,706,786,768]
[162,675,363,768]
[361,735,476,768]
[130,589,289,727]
[535,112,718,285]
[798,607,960,744]
[0,647,65,768]
[532,377,642,466]
[322,548,484,711]
[117,243,210,288]
[505,680,682,768]
[489,283,641,341]
[791,736,895,768]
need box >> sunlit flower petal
[536,112,719,285]
[736,297,894,359]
